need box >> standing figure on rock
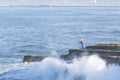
[79,38,84,48]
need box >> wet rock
[86,43,120,50]
[101,56,120,65]
[60,49,85,60]
[23,55,46,62]
[68,43,120,65]
[23,43,120,65]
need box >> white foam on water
[0,55,120,80]
[0,62,33,74]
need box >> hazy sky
[0,0,120,6]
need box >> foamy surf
[0,55,120,80]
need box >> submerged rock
[23,43,120,65]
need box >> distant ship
[1,5,51,7]
[39,5,51,7]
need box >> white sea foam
[0,55,120,80]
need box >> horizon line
[0,5,120,7]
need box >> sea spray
[0,55,120,80]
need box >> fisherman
[79,38,84,48]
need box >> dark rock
[68,43,120,65]
[86,43,120,50]
[23,55,46,62]
[60,49,85,60]
[23,43,120,65]
[101,56,120,65]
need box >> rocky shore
[23,43,120,65]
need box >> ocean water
[0,6,120,80]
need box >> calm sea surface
[0,7,120,80]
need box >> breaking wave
[0,55,120,80]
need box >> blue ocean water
[0,7,120,80]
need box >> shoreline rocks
[23,55,45,62]
[23,43,120,65]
